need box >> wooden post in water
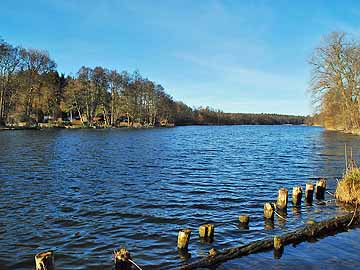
[276,188,288,211]
[264,202,274,220]
[35,251,55,270]
[178,229,192,250]
[305,183,315,204]
[315,178,327,200]
[292,186,302,206]
[114,248,132,270]
[199,224,214,239]
[273,236,284,259]
[238,214,250,229]
[238,215,250,225]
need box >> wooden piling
[178,229,192,250]
[35,251,55,270]
[292,186,302,205]
[199,224,214,239]
[238,215,250,225]
[178,249,191,260]
[273,236,284,259]
[305,183,315,204]
[181,213,360,270]
[315,178,327,200]
[114,248,132,270]
[264,202,274,220]
[276,188,288,211]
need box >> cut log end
[35,251,54,270]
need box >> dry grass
[336,166,360,204]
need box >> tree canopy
[0,38,305,127]
[309,32,360,131]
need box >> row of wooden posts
[34,178,327,270]
[177,178,327,257]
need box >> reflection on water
[0,126,360,269]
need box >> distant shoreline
[0,123,309,131]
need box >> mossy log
[180,213,359,270]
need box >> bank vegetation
[0,38,305,128]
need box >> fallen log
[180,213,359,270]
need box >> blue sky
[2,0,360,115]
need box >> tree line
[309,32,360,131]
[0,38,305,128]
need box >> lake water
[1,126,360,270]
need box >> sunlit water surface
[1,126,360,270]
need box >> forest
[0,38,305,128]
[309,32,360,132]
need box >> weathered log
[35,251,55,270]
[276,188,288,211]
[305,183,315,204]
[316,178,327,200]
[199,224,214,239]
[114,248,132,270]
[292,186,302,205]
[180,213,359,270]
[263,202,274,220]
[178,229,192,250]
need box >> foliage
[0,38,305,127]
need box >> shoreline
[0,123,309,131]
[323,127,360,136]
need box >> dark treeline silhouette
[0,38,305,128]
[179,108,305,125]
